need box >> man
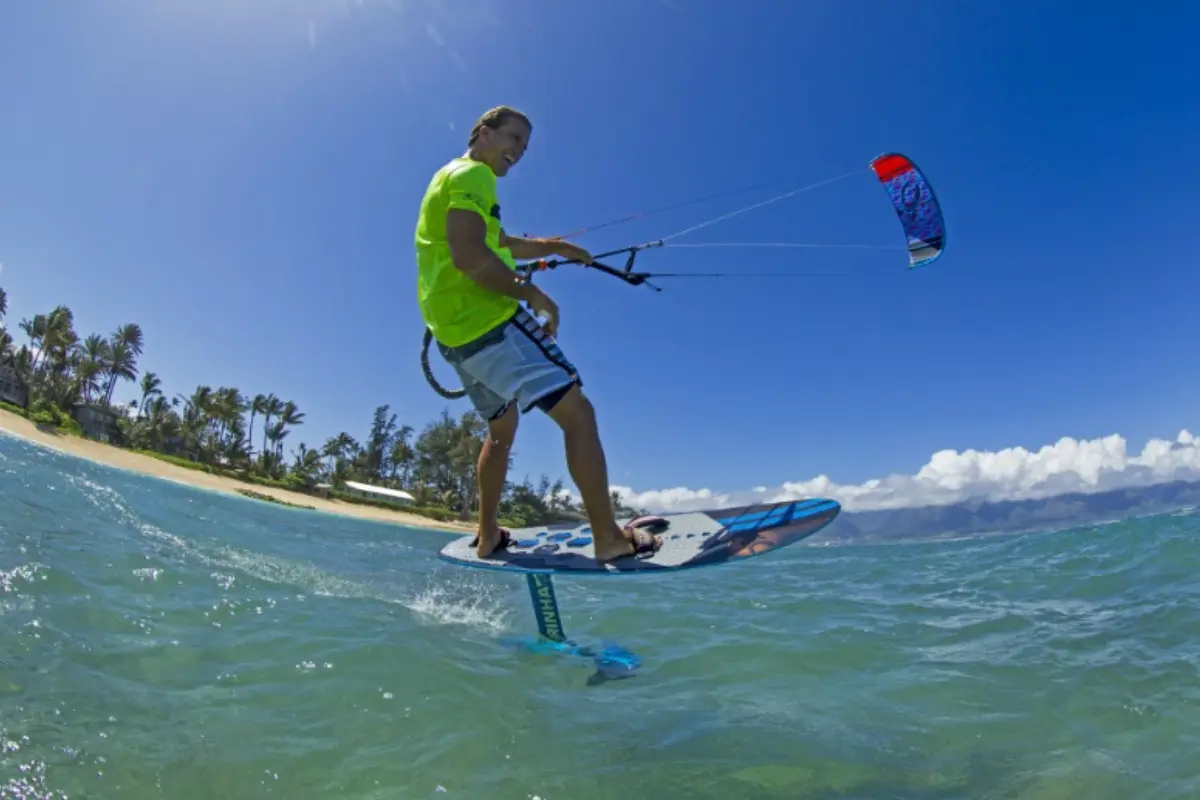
[414,105,663,562]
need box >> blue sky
[2,0,1199,510]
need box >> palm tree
[0,328,13,368]
[290,443,324,486]
[72,358,104,405]
[6,346,32,386]
[175,385,213,459]
[18,315,45,371]
[265,419,288,464]
[101,323,143,406]
[322,432,357,479]
[23,306,75,376]
[137,371,162,419]
[278,400,305,428]
[260,393,282,457]
[72,334,110,405]
[247,393,268,455]
[213,387,248,454]
[274,400,305,459]
[0,288,8,367]
[388,425,416,485]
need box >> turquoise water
[2,433,1199,799]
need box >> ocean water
[2,433,1199,800]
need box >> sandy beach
[0,408,473,533]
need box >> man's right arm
[445,209,536,302]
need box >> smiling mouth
[503,154,515,165]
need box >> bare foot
[594,520,662,563]
[470,527,511,559]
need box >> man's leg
[542,383,659,562]
[475,402,518,557]
[438,325,520,558]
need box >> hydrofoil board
[438,498,840,575]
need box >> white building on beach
[315,480,415,506]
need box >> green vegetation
[0,287,643,527]
[236,489,315,510]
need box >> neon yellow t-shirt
[414,157,520,348]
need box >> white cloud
[605,429,1200,514]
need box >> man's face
[477,118,531,177]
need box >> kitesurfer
[414,105,663,562]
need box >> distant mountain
[813,479,1200,543]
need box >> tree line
[0,287,640,526]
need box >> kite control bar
[521,239,667,291]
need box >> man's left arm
[500,230,594,264]
[498,231,563,260]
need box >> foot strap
[469,529,513,550]
[624,516,669,557]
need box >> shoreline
[0,408,474,534]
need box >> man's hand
[552,240,593,265]
[521,284,560,338]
